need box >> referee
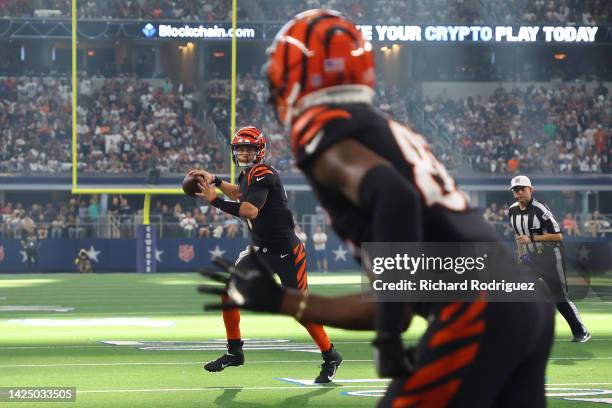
[508,175,591,342]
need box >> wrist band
[294,291,309,321]
[213,176,222,187]
[530,234,535,243]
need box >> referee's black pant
[532,247,588,338]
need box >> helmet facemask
[232,144,260,169]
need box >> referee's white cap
[510,175,532,190]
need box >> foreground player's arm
[282,291,375,330]
[311,139,419,376]
[311,138,418,324]
[199,256,376,330]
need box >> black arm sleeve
[210,197,241,217]
[358,164,422,337]
[245,185,269,209]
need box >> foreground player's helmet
[231,126,266,168]
[265,9,375,126]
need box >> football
[182,174,204,198]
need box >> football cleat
[314,345,343,384]
[203,352,245,372]
[571,332,591,343]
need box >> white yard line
[77,385,384,394]
[53,383,612,395]
[0,341,373,350]
[0,360,372,368]
[2,357,612,369]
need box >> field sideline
[0,273,610,407]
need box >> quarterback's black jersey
[291,103,499,248]
[237,163,297,250]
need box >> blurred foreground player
[191,126,342,383]
[200,10,555,407]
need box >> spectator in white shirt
[312,225,328,272]
[180,211,198,238]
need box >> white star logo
[84,245,101,262]
[576,245,591,262]
[333,245,349,261]
[19,251,28,263]
[209,245,226,260]
[155,249,164,263]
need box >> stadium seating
[2,0,610,25]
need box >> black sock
[228,339,244,354]
[322,344,336,360]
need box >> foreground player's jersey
[237,163,297,250]
[291,103,499,247]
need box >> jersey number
[389,120,468,211]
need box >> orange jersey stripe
[296,242,304,257]
[296,260,307,284]
[252,169,273,178]
[247,164,268,184]
[440,302,463,322]
[294,243,306,265]
[292,106,327,140]
[297,109,352,149]
[404,342,480,392]
[429,320,485,349]
[429,302,487,348]
[392,379,461,408]
[295,251,306,266]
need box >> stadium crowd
[77,76,225,174]
[0,0,232,20]
[423,82,611,174]
[2,194,608,242]
[0,73,608,176]
[0,195,244,239]
[482,201,611,238]
[1,0,610,25]
[0,75,225,175]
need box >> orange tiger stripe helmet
[231,126,266,168]
[265,9,375,126]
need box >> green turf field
[0,273,610,407]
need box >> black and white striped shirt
[508,198,562,254]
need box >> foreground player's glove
[372,335,415,378]
[198,250,285,313]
